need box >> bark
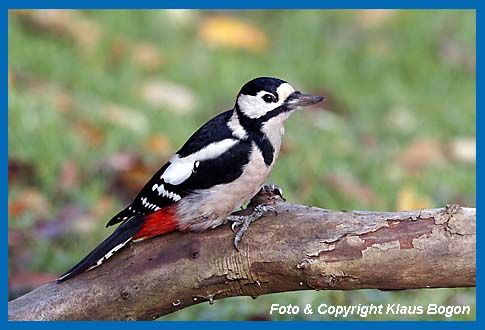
[8,192,475,321]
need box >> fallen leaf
[100,153,161,200]
[396,186,432,211]
[9,188,50,218]
[11,10,102,53]
[139,79,196,114]
[146,134,173,156]
[108,37,127,67]
[354,9,396,28]
[199,15,268,52]
[440,38,476,72]
[132,42,164,71]
[324,171,379,206]
[8,158,36,186]
[8,68,75,113]
[52,88,74,113]
[73,119,105,147]
[397,138,446,173]
[103,104,148,133]
[448,137,476,164]
[56,159,79,193]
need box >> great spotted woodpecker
[57,77,324,282]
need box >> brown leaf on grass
[132,42,164,72]
[8,68,75,113]
[199,15,268,52]
[8,158,36,186]
[9,189,50,218]
[52,88,75,113]
[11,10,101,54]
[73,119,105,147]
[448,137,476,164]
[324,171,379,206]
[397,138,446,173]
[354,9,397,28]
[146,134,173,156]
[100,153,159,199]
[139,79,196,114]
[396,186,432,211]
[113,161,154,198]
[103,104,148,133]
[440,38,476,72]
[108,37,127,67]
[56,159,79,193]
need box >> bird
[57,77,324,282]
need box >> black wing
[107,109,246,227]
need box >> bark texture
[8,193,475,320]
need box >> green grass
[8,9,475,320]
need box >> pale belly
[175,143,275,232]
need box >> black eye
[262,94,276,103]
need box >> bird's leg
[227,204,277,251]
[227,183,284,250]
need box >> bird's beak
[285,91,325,108]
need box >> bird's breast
[175,142,273,232]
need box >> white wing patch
[161,138,238,186]
[161,159,194,185]
[151,182,182,202]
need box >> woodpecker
[57,77,324,282]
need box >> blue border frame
[5,0,479,328]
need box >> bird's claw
[231,221,240,232]
[227,204,277,251]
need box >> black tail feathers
[57,216,143,282]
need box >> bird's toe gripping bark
[227,204,276,251]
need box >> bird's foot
[227,204,277,251]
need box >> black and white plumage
[58,77,324,282]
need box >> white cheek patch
[237,83,296,119]
[237,94,272,119]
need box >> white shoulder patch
[162,157,194,185]
[162,139,239,186]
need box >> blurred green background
[8,9,475,320]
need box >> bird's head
[235,77,325,122]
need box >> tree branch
[8,193,476,320]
